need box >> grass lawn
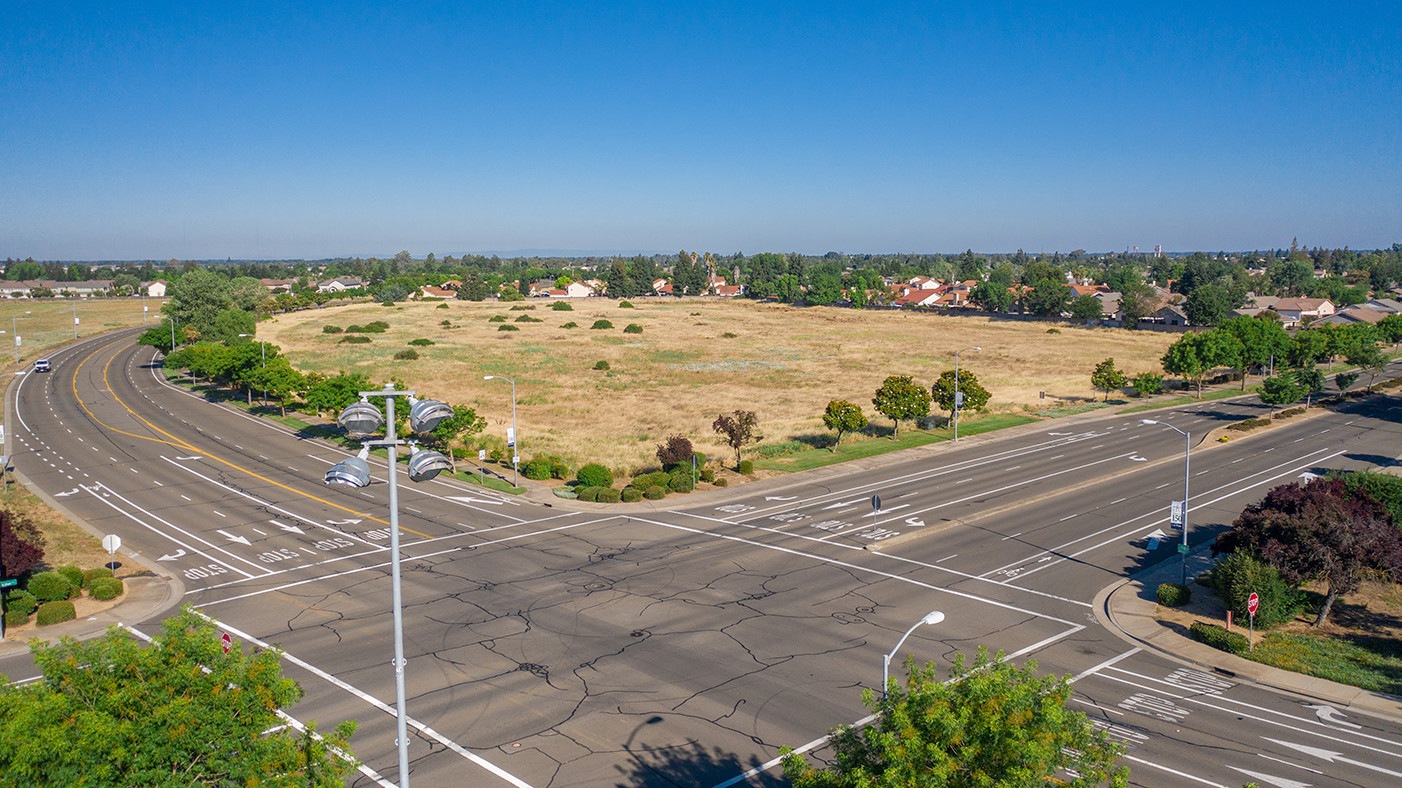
[1246,631,1402,696]
[1121,385,1259,413]
[0,298,165,375]
[755,414,1037,472]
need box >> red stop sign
[1247,592,1260,615]
[221,632,232,654]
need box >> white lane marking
[1071,648,1140,682]
[79,484,262,578]
[1263,738,1402,778]
[1258,754,1323,774]
[1122,755,1226,787]
[1000,532,1021,540]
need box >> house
[1156,304,1190,326]
[1362,298,1402,314]
[142,281,168,298]
[316,277,366,293]
[934,289,970,308]
[652,278,674,296]
[1067,283,1111,297]
[713,285,743,297]
[907,275,940,289]
[0,281,36,298]
[1095,292,1123,321]
[894,289,942,308]
[259,279,295,293]
[1316,306,1389,326]
[44,280,113,296]
[417,285,457,299]
[1268,297,1335,327]
[547,281,595,298]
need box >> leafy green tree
[0,608,358,785]
[1090,358,1127,400]
[872,375,930,436]
[5,259,43,280]
[1378,313,1402,346]
[137,323,178,354]
[1258,371,1301,414]
[429,403,487,451]
[250,356,305,416]
[1116,281,1158,328]
[970,281,1014,312]
[228,276,272,313]
[806,269,843,305]
[1295,366,1326,408]
[713,410,762,468]
[1184,283,1232,326]
[304,372,372,417]
[1070,293,1104,319]
[1219,315,1291,389]
[822,400,868,449]
[930,369,991,418]
[1024,279,1071,317]
[164,269,231,337]
[1290,327,1331,368]
[1335,371,1359,392]
[1346,341,1388,392]
[207,306,257,344]
[781,647,1128,788]
[1161,330,1241,397]
[1131,372,1164,396]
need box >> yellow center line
[69,337,432,539]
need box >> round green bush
[394,349,420,360]
[27,571,72,603]
[549,458,570,479]
[497,324,519,331]
[643,485,668,500]
[4,590,37,615]
[590,319,614,330]
[618,300,634,308]
[514,314,542,323]
[577,486,603,502]
[408,338,435,346]
[58,565,85,591]
[89,577,125,601]
[523,457,555,480]
[364,321,389,332]
[1210,551,1304,629]
[623,324,643,334]
[82,567,114,587]
[631,471,671,490]
[597,488,622,503]
[621,487,643,503]
[713,477,728,487]
[1156,583,1191,608]
[489,314,507,322]
[322,325,343,333]
[576,463,614,488]
[338,335,372,344]
[561,321,578,329]
[668,473,693,493]
[5,609,28,628]
[1046,328,1061,334]
[35,600,76,626]
[551,301,574,311]
[594,360,610,370]
[437,303,449,309]
[699,468,715,483]
[738,459,754,475]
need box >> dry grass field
[0,298,164,372]
[261,298,1178,475]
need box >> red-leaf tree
[1214,477,1402,626]
[1,508,46,580]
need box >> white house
[143,281,168,297]
[316,277,366,293]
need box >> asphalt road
[6,328,1402,787]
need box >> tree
[207,306,257,344]
[781,647,1127,788]
[136,323,177,354]
[1219,315,1291,390]
[970,281,1014,313]
[1335,371,1359,393]
[712,410,762,468]
[1,507,45,579]
[930,369,991,419]
[656,435,694,466]
[304,372,372,417]
[164,269,231,337]
[1116,281,1158,328]
[1378,313,1402,347]
[1024,279,1071,317]
[1257,371,1300,414]
[1290,327,1331,368]
[822,400,868,449]
[872,375,930,436]
[429,403,487,451]
[1160,330,1241,397]
[228,276,272,313]
[1090,358,1127,401]
[1070,293,1103,319]
[251,356,305,416]
[1346,341,1387,392]
[1131,371,1164,396]
[1184,283,1232,326]
[1296,366,1326,408]
[1215,477,1402,626]
[0,608,358,785]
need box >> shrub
[576,463,614,488]
[440,319,452,327]
[1210,551,1305,629]
[1273,407,1305,420]
[1156,583,1191,607]
[338,335,372,344]
[713,477,728,487]
[577,486,603,502]
[1227,417,1271,431]
[82,567,113,587]
[488,315,507,322]
[561,321,578,329]
[27,571,72,603]
[58,565,85,591]
[1046,328,1061,334]
[497,324,519,332]
[553,487,578,500]
[551,301,574,311]
[594,360,610,370]
[408,338,435,346]
[1131,372,1164,396]
[643,485,668,500]
[514,315,542,322]
[623,323,643,334]
[619,300,634,308]
[5,590,38,615]
[35,600,76,626]
[721,332,738,338]
[89,576,124,601]
[5,609,28,628]
[322,325,343,334]
[668,473,693,493]
[394,349,420,360]
[509,305,534,311]
[366,321,389,332]
[630,472,671,490]
[597,488,622,503]
[437,303,449,309]
[621,487,643,502]
[656,435,693,466]
[699,468,715,483]
[489,447,504,463]
[523,457,555,480]
[1189,621,1249,655]
[590,320,614,330]
[738,459,754,475]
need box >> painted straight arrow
[270,520,304,535]
[216,529,251,546]
[822,499,867,511]
[448,495,503,506]
[1264,738,1402,778]
[764,495,796,501]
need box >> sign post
[1170,500,1185,528]
[478,449,487,485]
[872,494,882,528]
[1247,591,1259,651]
[101,534,122,570]
[221,632,232,654]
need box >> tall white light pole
[953,347,981,442]
[1142,419,1190,586]
[483,375,518,486]
[72,299,79,339]
[160,316,177,352]
[13,310,31,362]
[883,610,945,697]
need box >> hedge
[89,577,125,601]
[577,486,603,502]
[522,457,555,480]
[621,487,643,503]
[4,590,38,615]
[1156,583,1191,608]
[668,471,693,493]
[82,567,113,587]
[597,488,622,503]
[5,610,29,628]
[58,566,86,590]
[1190,621,1249,655]
[630,472,671,490]
[643,485,668,500]
[36,600,77,626]
[576,463,614,488]
[1227,418,1271,432]
[1210,551,1304,629]
[713,477,728,487]
[27,571,72,603]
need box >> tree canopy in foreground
[0,608,358,786]
[782,647,1128,787]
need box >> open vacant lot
[0,299,163,372]
[261,298,1178,473]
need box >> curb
[1094,548,1402,725]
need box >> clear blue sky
[3,1,1398,260]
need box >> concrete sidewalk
[0,572,182,658]
[1095,547,1402,725]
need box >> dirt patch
[1158,578,1402,648]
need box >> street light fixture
[883,610,945,698]
[13,310,31,363]
[483,375,518,486]
[1142,419,1191,586]
[322,383,452,788]
[953,347,981,442]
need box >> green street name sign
[1178,544,1190,554]
[0,578,17,589]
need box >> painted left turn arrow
[217,529,250,546]
[158,550,187,561]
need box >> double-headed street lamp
[953,347,981,442]
[483,375,518,486]
[1142,419,1191,586]
[323,384,453,788]
[883,610,945,698]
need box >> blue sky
[3,1,1398,260]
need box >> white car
[34,359,51,373]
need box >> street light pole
[483,375,518,486]
[953,346,981,442]
[72,299,79,339]
[1143,419,1190,586]
[883,610,945,698]
[13,310,30,363]
[161,316,176,352]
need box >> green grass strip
[1120,385,1259,413]
[1243,631,1402,696]
[754,414,1036,472]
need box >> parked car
[34,359,51,373]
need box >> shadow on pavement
[614,741,785,788]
